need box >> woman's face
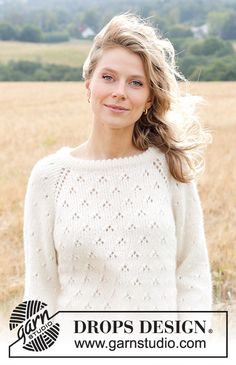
[85,46,152,130]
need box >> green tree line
[0,61,83,81]
[0,0,236,81]
[0,23,70,43]
[1,0,236,42]
[0,37,235,81]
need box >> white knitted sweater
[23,146,212,313]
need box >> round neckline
[70,147,149,162]
[56,145,158,170]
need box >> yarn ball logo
[9,300,60,352]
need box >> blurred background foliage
[0,0,236,80]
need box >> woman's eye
[102,75,113,81]
[102,75,143,87]
[131,80,143,87]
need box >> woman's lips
[104,104,129,113]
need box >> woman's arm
[23,157,60,314]
[172,180,212,311]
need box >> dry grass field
[0,40,92,67]
[0,81,235,332]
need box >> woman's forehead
[94,47,147,77]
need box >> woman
[23,13,212,314]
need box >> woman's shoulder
[28,147,69,186]
[168,173,201,215]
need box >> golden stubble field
[0,40,92,67]
[0,81,235,328]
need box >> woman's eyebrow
[100,67,146,79]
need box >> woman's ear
[85,79,91,99]
[146,98,152,110]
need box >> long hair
[82,12,212,183]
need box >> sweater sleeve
[23,157,60,314]
[171,180,212,311]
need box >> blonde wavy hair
[83,12,212,183]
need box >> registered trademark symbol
[208,328,213,334]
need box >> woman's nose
[112,82,126,99]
